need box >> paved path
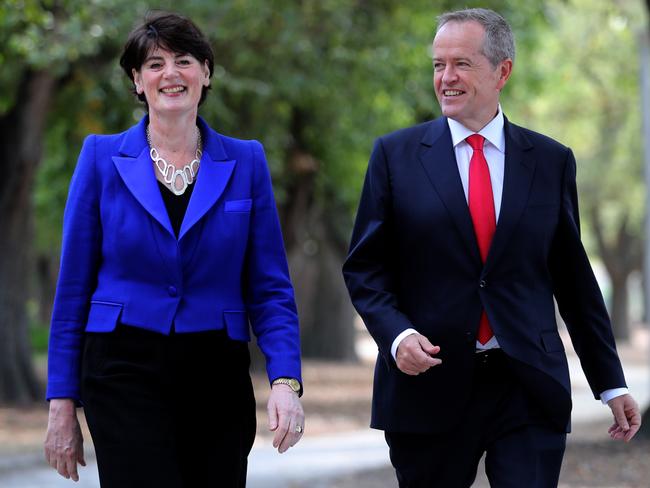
[1,354,647,487]
[0,430,390,488]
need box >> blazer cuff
[391,328,419,360]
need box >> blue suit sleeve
[47,135,102,401]
[245,141,302,385]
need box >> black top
[158,180,195,237]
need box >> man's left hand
[606,393,641,442]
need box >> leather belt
[474,348,505,367]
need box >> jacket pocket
[225,199,253,213]
[85,301,123,332]
[540,330,565,353]
[223,311,251,341]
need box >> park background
[1,0,649,486]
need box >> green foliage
[508,0,645,253]
[22,0,450,250]
[0,0,137,110]
[5,0,621,257]
[7,0,644,359]
[29,320,50,355]
[198,1,437,211]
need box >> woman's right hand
[44,399,86,481]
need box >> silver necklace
[146,126,202,196]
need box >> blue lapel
[483,118,535,273]
[418,117,482,266]
[112,117,174,236]
[111,116,236,240]
[178,117,235,240]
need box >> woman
[44,12,304,487]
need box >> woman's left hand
[267,384,304,453]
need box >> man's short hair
[436,8,515,67]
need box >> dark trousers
[81,324,257,488]
[385,349,567,488]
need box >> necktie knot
[466,134,485,152]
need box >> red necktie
[467,134,495,344]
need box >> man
[342,8,641,488]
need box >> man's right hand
[395,333,442,375]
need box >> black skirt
[81,323,257,488]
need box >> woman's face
[132,46,210,116]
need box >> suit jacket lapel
[111,116,237,241]
[112,117,175,237]
[418,118,482,265]
[178,118,236,240]
[484,119,535,273]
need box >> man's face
[432,20,512,132]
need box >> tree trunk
[589,207,639,342]
[638,0,650,438]
[279,109,358,361]
[250,113,359,369]
[0,70,56,404]
[36,253,58,326]
[288,217,357,361]
[609,275,629,341]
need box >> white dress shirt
[390,108,626,404]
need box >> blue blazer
[47,116,301,401]
[343,116,626,433]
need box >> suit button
[479,280,487,288]
[465,331,474,343]
[168,286,178,297]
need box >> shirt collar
[447,105,505,153]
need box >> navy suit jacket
[343,116,626,433]
[47,116,301,401]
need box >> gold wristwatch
[272,377,302,396]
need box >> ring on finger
[295,424,303,434]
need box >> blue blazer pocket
[223,310,251,341]
[540,330,565,353]
[225,199,252,213]
[86,301,123,332]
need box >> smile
[443,90,464,96]
[160,86,186,94]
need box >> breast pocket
[225,199,253,213]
